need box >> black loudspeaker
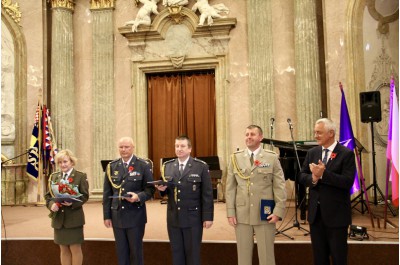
[360,91,382,123]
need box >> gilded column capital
[90,0,115,10]
[50,0,75,10]
[1,0,22,25]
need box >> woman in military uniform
[45,149,89,265]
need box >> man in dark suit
[299,118,356,265]
[103,137,155,265]
[156,135,214,265]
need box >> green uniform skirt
[54,226,84,245]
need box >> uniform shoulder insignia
[163,159,175,166]
[234,149,244,154]
[50,171,60,177]
[137,157,150,164]
[110,158,119,164]
[194,158,207,165]
[264,149,277,154]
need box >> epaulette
[50,171,60,176]
[264,149,277,154]
[137,157,150,164]
[74,169,85,174]
[110,158,119,164]
[234,149,244,154]
[194,158,207,165]
[162,159,175,166]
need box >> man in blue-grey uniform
[103,137,155,265]
[156,135,214,265]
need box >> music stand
[351,138,369,214]
[101,160,112,172]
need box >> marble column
[50,1,75,152]
[247,0,275,129]
[90,0,115,199]
[294,0,322,140]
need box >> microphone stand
[270,118,275,151]
[278,120,309,237]
[1,149,31,165]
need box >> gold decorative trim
[50,0,75,10]
[1,0,22,25]
[90,0,115,10]
[168,5,185,24]
[1,154,13,165]
[366,0,399,34]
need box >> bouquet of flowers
[51,178,83,202]
[48,178,82,218]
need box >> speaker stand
[367,122,396,216]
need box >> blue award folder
[260,199,275,220]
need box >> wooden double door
[147,71,217,181]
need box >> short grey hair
[315,118,336,135]
[118,137,134,146]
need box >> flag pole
[36,104,43,204]
[36,90,45,205]
[383,159,397,228]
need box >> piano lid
[261,138,317,152]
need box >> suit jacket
[103,156,155,229]
[45,169,89,229]
[225,149,287,225]
[299,142,356,227]
[162,157,214,228]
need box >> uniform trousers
[112,224,145,265]
[167,224,203,265]
[309,206,348,265]
[235,223,276,265]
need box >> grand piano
[261,138,317,220]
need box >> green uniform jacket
[45,169,89,229]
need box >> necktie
[64,173,68,181]
[124,162,128,168]
[179,164,184,176]
[250,153,254,166]
[322,149,329,165]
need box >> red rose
[330,153,337,159]
[128,166,134,172]
[68,177,73,183]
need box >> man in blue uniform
[156,135,214,265]
[103,137,155,265]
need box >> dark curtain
[147,72,217,181]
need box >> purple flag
[339,83,360,194]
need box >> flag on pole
[339,83,360,194]
[387,78,399,207]
[42,105,58,167]
[27,104,41,180]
